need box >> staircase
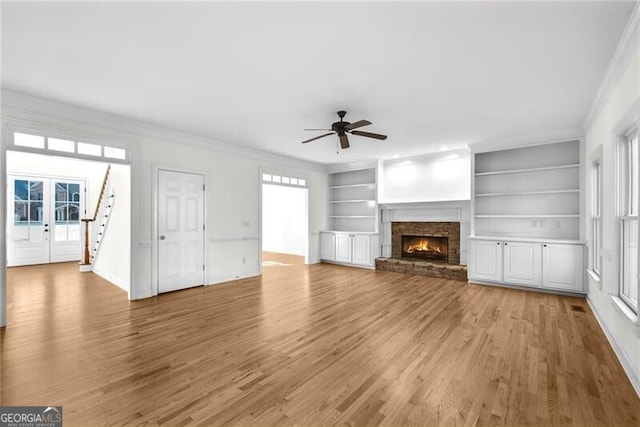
[80,165,115,272]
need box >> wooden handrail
[90,164,111,222]
[81,165,111,265]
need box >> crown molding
[584,2,640,131]
[468,127,583,154]
[1,90,328,173]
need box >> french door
[7,175,85,266]
[157,170,205,293]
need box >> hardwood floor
[2,262,639,426]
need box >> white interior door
[8,176,49,266]
[7,176,85,266]
[50,180,84,263]
[158,170,205,293]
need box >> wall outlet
[242,257,246,264]
[531,220,537,228]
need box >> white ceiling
[1,2,636,165]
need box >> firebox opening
[402,235,448,262]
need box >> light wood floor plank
[1,261,639,426]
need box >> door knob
[159,235,166,240]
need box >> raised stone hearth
[375,257,467,281]
[376,220,468,281]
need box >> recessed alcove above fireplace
[392,221,460,265]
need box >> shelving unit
[472,139,581,240]
[328,168,377,233]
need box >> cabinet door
[542,244,584,292]
[335,233,352,263]
[351,234,371,266]
[503,241,541,287]
[468,239,503,282]
[319,232,335,261]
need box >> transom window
[13,131,128,161]
[262,173,307,187]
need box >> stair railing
[81,165,113,267]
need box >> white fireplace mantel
[379,199,470,264]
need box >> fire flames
[405,239,442,254]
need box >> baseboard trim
[92,266,129,294]
[587,296,640,397]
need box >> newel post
[80,218,92,270]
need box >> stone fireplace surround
[375,201,470,281]
[392,221,460,264]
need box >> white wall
[91,163,131,291]
[262,184,307,256]
[380,150,471,203]
[583,11,640,395]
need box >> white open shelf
[328,167,378,232]
[473,139,581,239]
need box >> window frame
[617,128,638,314]
[590,145,603,281]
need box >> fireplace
[391,222,460,265]
[402,235,448,262]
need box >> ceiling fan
[302,110,387,149]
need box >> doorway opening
[6,151,132,289]
[261,183,309,268]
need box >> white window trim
[610,108,640,328]
[588,145,603,288]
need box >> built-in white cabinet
[320,231,379,268]
[468,237,584,293]
[319,231,336,261]
[469,138,585,295]
[542,243,584,292]
[503,241,542,287]
[468,239,503,282]
[321,165,380,269]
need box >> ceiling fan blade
[301,132,335,144]
[344,119,371,131]
[350,130,388,140]
[304,128,332,131]
[339,132,350,149]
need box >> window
[13,179,44,225]
[103,146,126,160]
[54,182,81,241]
[11,131,128,162]
[619,130,638,312]
[261,172,308,187]
[591,150,603,278]
[77,142,102,156]
[48,138,75,153]
[14,132,45,149]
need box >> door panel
[468,239,502,282]
[158,170,205,293]
[351,234,371,266]
[8,176,85,266]
[8,177,49,266]
[335,233,351,263]
[503,241,541,287]
[50,180,84,263]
